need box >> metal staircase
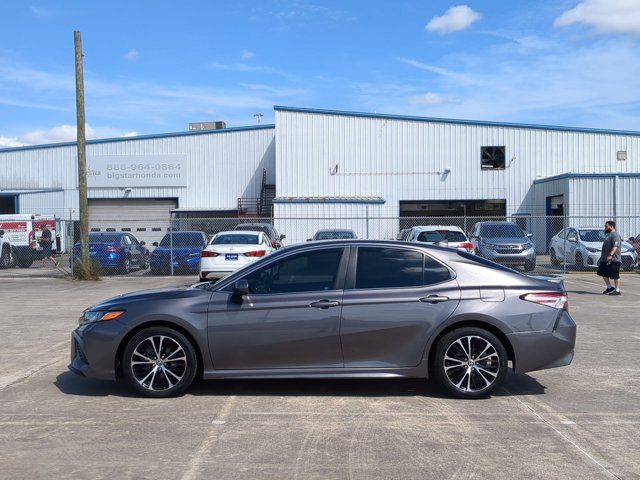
[237,169,275,217]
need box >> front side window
[567,230,578,242]
[579,229,605,242]
[355,247,424,289]
[481,146,506,170]
[243,248,344,294]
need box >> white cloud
[241,50,254,60]
[554,0,640,35]
[426,5,481,34]
[0,124,141,148]
[208,62,280,74]
[408,93,446,105]
[29,6,49,17]
[124,49,139,61]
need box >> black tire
[17,259,33,268]
[433,327,508,399]
[122,326,198,398]
[0,247,11,269]
[199,275,208,282]
[575,253,585,271]
[550,249,559,266]
[524,259,536,271]
[141,254,150,270]
[122,255,131,275]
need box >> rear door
[340,245,460,368]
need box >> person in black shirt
[597,220,622,296]
[39,224,59,268]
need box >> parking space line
[180,395,236,480]
[505,391,621,479]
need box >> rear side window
[354,247,450,289]
[456,251,517,273]
[417,231,446,243]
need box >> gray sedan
[70,240,576,399]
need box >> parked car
[150,231,208,275]
[469,221,536,271]
[627,234,640,257]
[71,232,150,274]
[236,222,285,248]
[408,226,474,252]
[70,240,576,399]
[308,229,357,241]
[550,227,637,271]
[200,230,275,281]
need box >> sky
[1,0,640,147]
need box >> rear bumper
[507,310,576,373]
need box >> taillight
[521,292,569,311]
[244,250,266,257]
[201,250,219,258]
[458,242,474,252]
[105,246,122,253]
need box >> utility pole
[74,31,89,264]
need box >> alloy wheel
[443,335,500,392]
[130,335,187,391]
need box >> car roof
[412,225,464,232]
[477,221,516,225]
[90,232,124,236]
[214,230,263,236]
[315,229,354,233]
[236,223,273,228]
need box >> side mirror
[280,234,286,240]
[152,242,158,247]
[306,238,312,242]
[140,241,146,246]
[232,279,250,296]
[628,237,635,242]
[526,233,533,238]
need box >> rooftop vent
[189,121,227,131]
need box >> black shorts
[597,261,620,280]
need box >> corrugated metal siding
[276,110,640,216]
[18,190,66,215]
[0,128,275,219]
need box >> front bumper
[69,320,128,381]
[480,246,536,265]
[507,310,576,373]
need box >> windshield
[159,233,204,247]
[315,231,355,240]
[579,229,605,242]
[88,234,121,243]
[417,231,446,243]
[479,224,524,238]
[236,225,271,236]
[212,234,259,245]
[436,230,467,242]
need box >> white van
[0,214,61,268]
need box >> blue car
[71,232,150,274]
[150,231,208,275]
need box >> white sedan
[407,225,475,252]
[199,230,275,281]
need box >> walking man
[39,224,59,268]
[598,220,622,296]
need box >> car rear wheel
[575,253,585,271]
[433,327,508,399]
[122,327,198,398]
[550,248,559,266]
[524,259,536,271]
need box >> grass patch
[72,258,103,280]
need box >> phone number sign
[87,155,188,188]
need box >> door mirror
[232,279,250,296]
[306,238,312,242]
[280,234,286,240]
[140,241,146,246]
[526,233,533,239]
[152,242,158,247]
[628,237,635,242]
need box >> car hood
[482,237,528,245]
[89,286,205,310]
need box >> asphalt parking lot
[1,274,639,479]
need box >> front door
[208,247,348,370]
[340,246,460,368]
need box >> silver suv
[470,221,536,271]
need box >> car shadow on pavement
[54,370,545,399]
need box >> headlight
[80,309,125,325]
[586,247,599,253]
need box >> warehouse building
[1,106,639,250]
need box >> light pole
[253,112,264,124]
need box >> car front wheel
[433,327,508,399]
[122,327,198,398]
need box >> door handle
[419,295,449,304]
[309,300,341,309]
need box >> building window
[481,146,506,170]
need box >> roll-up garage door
[88,198,177,246]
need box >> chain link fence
[1,214,638,278]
